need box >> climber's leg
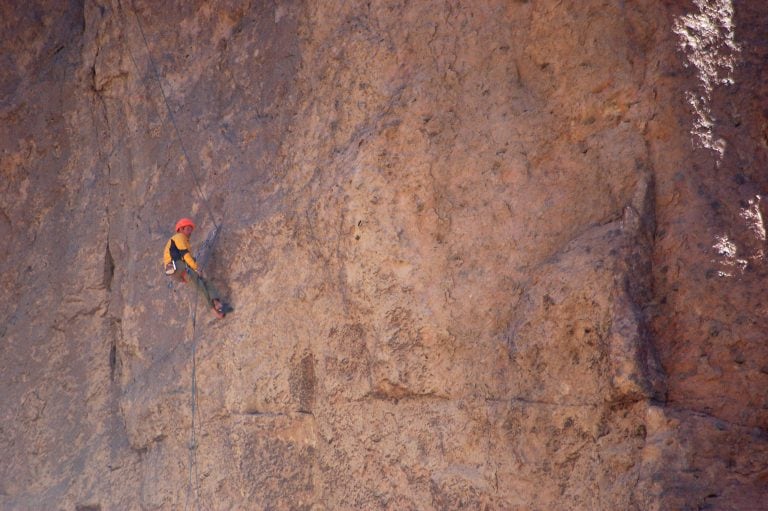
[185,267,225,317]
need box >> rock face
[1,1,767,509]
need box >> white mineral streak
[673,0,739,158]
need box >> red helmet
[175,218,195,232]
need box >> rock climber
[163,217,226,319]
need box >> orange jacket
[163,232,198,271]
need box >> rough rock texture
[1,1,767,510]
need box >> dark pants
[172,263,220,308]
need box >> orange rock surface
[1,1,766,509]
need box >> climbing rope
[124,4,219,509]
[129,0,220,232]
[183,292,202,511]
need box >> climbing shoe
[212,299,225,319]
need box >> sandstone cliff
[1,1,767,510]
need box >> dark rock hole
[103,243,115,291]
[109,340,117,381]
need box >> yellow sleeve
[172,233,198,271]
[183,252,198,271]
[162,238,173,266]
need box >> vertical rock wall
[1,1,766,510]
[646,1,768,508]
